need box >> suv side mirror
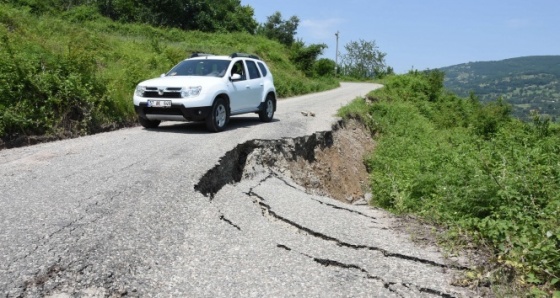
[230,73,242,81]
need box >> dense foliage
[339,71,560,295]
[289,41,327,77]
[2,0,258,33]
[0,4,338,146]
[257,11,299,46]
[313,58,336,77]
[441,56,560,121]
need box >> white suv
[133,53,277,132]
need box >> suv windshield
[167,59,231,77]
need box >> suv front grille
[144,87,182,98]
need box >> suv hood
[139,76,222,88]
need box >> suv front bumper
[135,103,212,122]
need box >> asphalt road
[0,83,477,297]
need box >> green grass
[0,4,338,144]
[339,71,560,296]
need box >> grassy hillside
[441,56,560,121]
[0,4,338,147]
[339,71,560,296]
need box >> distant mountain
[440,56,560,121]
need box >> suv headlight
[181,86,202,98]
[135,85,146,97]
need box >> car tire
[258,94,275,122]
[206,97,229,132]
[138,116,161,129]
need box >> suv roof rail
[190,52,214,58]
[230,52,260,60]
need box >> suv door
[229,60,252,112]
[244,60,265,109]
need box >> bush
[339,71,560,294]
[313,58,336,77]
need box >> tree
[289,40,327,76]
[7,0,258,33]
[257,11,299,46]
[216,3,258,33]
[341,39,387,79]
[98,0,258,33]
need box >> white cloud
[300,18,345,41]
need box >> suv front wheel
[139,116,161,129]
[205,97,229,132]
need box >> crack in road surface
[194,119,476,297]
[248,187,466,271]
[194,131,333,199]
[195,119,373,203]
[274,243,460,298]
[219,214,242,231]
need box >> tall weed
[340,71,560,294]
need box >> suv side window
[231,61,246,80]
[246,60,262,80]
[257,62,268,77]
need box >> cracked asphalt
[0,83,478,297]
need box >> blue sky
[241,0,560,73]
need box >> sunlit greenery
[340,71,560,296]
[0,4,338,145]
[2,0,258,33]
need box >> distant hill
[440,56,560,121]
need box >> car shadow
[144,116,280,134]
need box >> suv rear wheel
[258,94,275,122]
[205,97,229,132]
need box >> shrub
[339,72,560,294]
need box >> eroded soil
[275,118,375,204]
